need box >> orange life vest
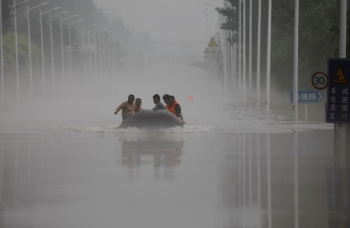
[167,101,180,116]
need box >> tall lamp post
[248,0,252,97]
[98,30,112,82]
[293,0,299,122]
[11,0,29,101]
[80,23,97,80]
[266,0,272,113]
[238,0,242,100]
[103,31,113,82]
[37,6,60,97]
[242,0,246,103]
[68,18,83,83]
[24,2,49,98]
[256,0,261,107]
[0,0,4,104]
[47,11,68,94]
[92,27,106,80]
[58,14,78,89]
[86,26,96,80]
[110,35,119,79]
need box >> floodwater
[1,90,345,228]
[0,57,347,228]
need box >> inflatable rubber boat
[117,110,183,129]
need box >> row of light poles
[24,2,49,97]
[48,10,68,93]
[206,0,277,113]
[0,0,121,103]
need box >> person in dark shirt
[153,94,166,110]
[162,94,170,107]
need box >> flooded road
[0,99,345,228]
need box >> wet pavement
[0,109,347,227]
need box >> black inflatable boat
[117,110,183,129]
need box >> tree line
[216,0,348,92]
[0,0,154,86]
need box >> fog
[0,1,345,228]
[94,0,213,45]
[0,56,231,134]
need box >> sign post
[326,59,350,123]
[291,90,322,123]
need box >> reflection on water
[327,168,350,227]
[118,133,184,181]
[220,131,348,228]
[0,130,348,228]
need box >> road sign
[326,58,350,123]
[332,65,348,84]
[290,90,322,103]
[208,38,218,47]
[311,71,328,90]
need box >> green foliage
[12,0,154,74]
[272,0,338,90]
[2,32,40,75]
[216,0,342,92]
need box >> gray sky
[93,0,223,46]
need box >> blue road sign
[326,59,350,123]
[290,90,322,103]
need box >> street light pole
[104,31,113,82]
[238,0,242,100]
[293,0,299,122]
[87,28,93,81]
[98,30,111,82]
[24,2,49,98]
[266,0,272,113]
[93,28,107,80]
[58,14,78,90]
[80,23,97,80]
[68,18,83,83]
[47,11,68,94]
[338,0,348,165]
[106,34,114,78]
[0,0,4,104]
[233,31,237,90]
[11,0,29,101]
[111,35,119,79]
[243,0,246,103]
[256,0,261,107]
[37,7,60,97]
[249,0,252,97]
[101,31,110,82]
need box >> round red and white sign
[311,72,328,90]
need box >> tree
[216,0,341,92]
[2,31,40,76]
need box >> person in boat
[134,98,144,113]
[153,94,166,110]
[114,94,136,121]
[162,94,170,107]
[167,95,185,124]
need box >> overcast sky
[93,0,223,46]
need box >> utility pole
[293,0,299,122]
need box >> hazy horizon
[93,0,223,56]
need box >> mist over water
[1,57,238,134]
[0,43,337,228]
